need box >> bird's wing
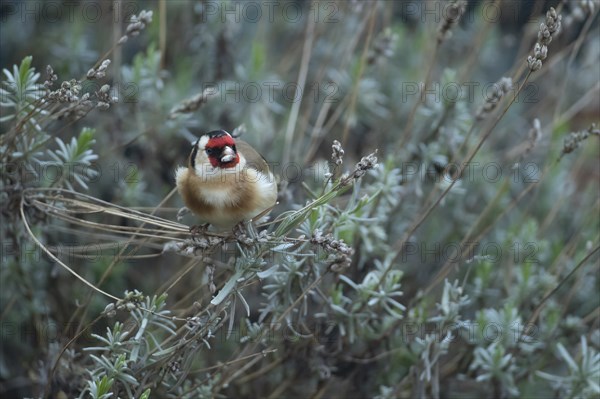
[236,140,271,175]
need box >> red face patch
[206,135,239,168]
[206,153,240,168]
[207,135,235,149]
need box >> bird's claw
[232,221,246,237]
[232,221,254,245]
[189,223,210,239]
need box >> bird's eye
[205,148,216,156]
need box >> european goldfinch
[175,130,277,229]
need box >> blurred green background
[1,1,599,398]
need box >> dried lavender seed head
[51,79,82,103]
[476,77,513,120]
[124,10,154,38]
[527,56,543,72]
[99,59,111,70]
[534,43,548,61]
[437,0,467,43]
[538,23,553,45]
[138,10,153,24]
[545,7,562,35]
[94,84,116,110]
[169,88,218,118]
[559,124,600,159]
[354,151,379,178]
[87,59,112,79]
[43,65,58,89]
[311,229,354,257]
[331,140,345,166]
[528,7,562,72]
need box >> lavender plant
[1,2,598,398]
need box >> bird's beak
[220,146,236,163]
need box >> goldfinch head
[190,130,240,171]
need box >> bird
[175,130,277,230]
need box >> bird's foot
[189,223,210,240]
[233,221,253,245]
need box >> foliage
[1,2,598,398]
